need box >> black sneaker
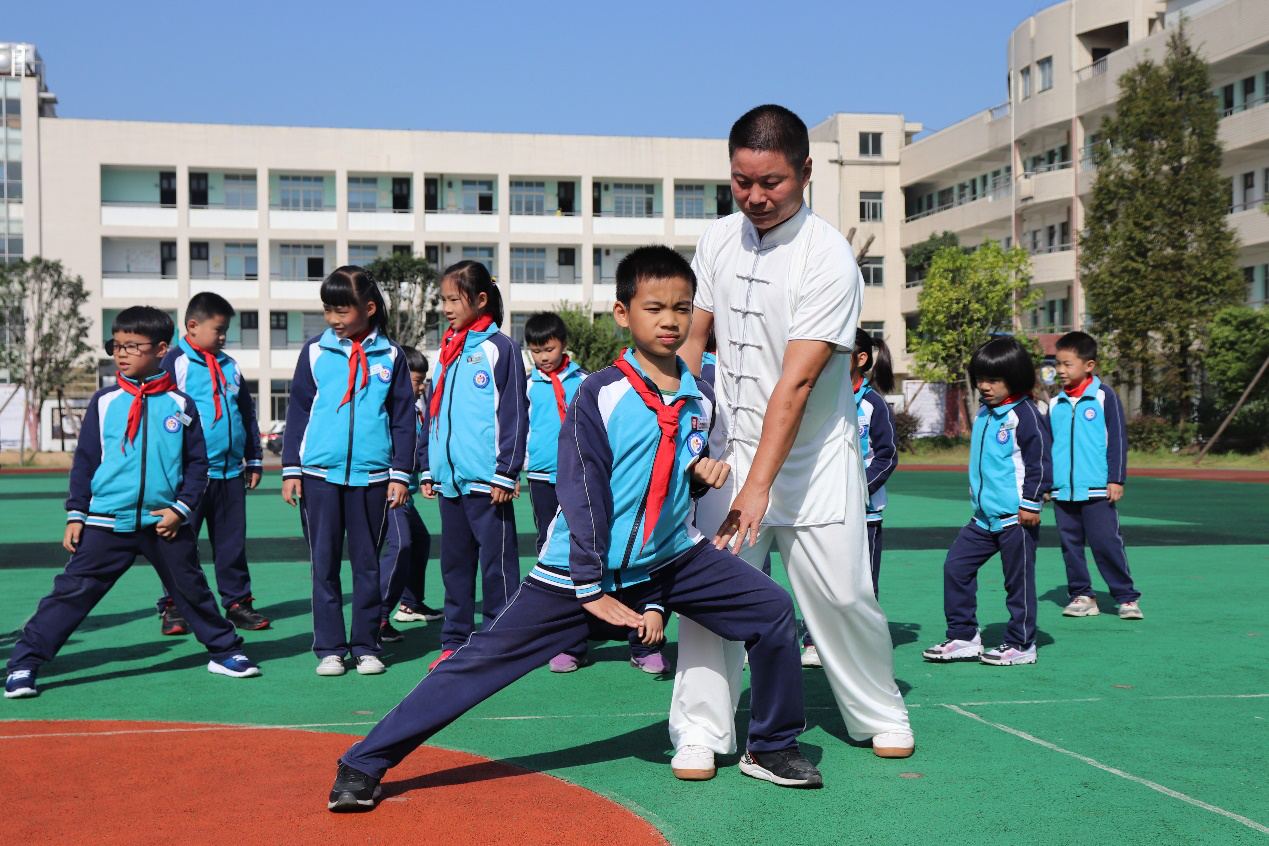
[738,748,824,789]
[160,604,189,636]
[226,598,271,631]
[380,622,405,643]
[327,761,382,812]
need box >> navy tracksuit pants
[438,493,520,650]
[9,525,244,672]
[300,478,389,659]
[943,522,1038,649]
[379,499,432,622]
[528,479,558,555]
[803,522,882,647]
[1053,499,1140,603]
[341,541,804,779]
[156,475,253,612]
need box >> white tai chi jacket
[691,205,865,528]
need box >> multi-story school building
[2,0,1267,437]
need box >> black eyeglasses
[105,340,157,356]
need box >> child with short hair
[154,292,269,637]
[282,267,417,678]
[1048,331,1142,620]
[802,327,897,668]
[923,337,1052,667]
[326,246,819,810]
[6,307,260,699]
[421,261,528,671]
[378,345,440,643]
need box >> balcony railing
[190,272,260,281]
[508,209,580,217]
[594,210,661,218]
[103,270,176,278]
[904,182,1012,223]
[348,205,413,214]
[1075,57,1109,83]
[101,200,176,209]
[1027,160,1073,175]
[1029,243,1073,255]
[424,207,497,215]
[1229,197,1268,214]
[1222,93,1269,118]
[905,277,925,289]
[509,275,581,284]
[190,202,258,211]
[269,203,335,211]
[988,101,1010,121]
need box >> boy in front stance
[1048,331,1143,620]
[5,307,260,699]
[327,246,818,811]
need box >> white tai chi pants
[669,474,911,753]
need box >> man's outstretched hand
[581,594,644,630]
[714,482,769,555]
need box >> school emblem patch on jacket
[473,371,490,388]
[996,427,1011,444]
[164,414,183,434]
[687,431,706,456]
[1084,407,1097,420]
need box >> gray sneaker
[1118,601,1144,620]
[1063,596,1100,617]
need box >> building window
[269,312,288,349]
[510,247,547,283]
[860,257,884,287]
[279,244,325,280]
[509,313,529,345]
[612,183,656,218]
[349,244,380,265]
[224,242,258,280]
[859,191,883,222]
[270,380,291,423]
[279,175,325,210]
[2,96,19,130]
[462,180,495,214]
[1038,57,1054,92]
[0,161,21,202]
[224,174,257,210]
[348,177,379,211]
[675,184,707,219]
[462,246,496,276]
[238,311,259,349]
[1020,66,1032,100]
[510,181,546,216]
[859,132,882,157]
[302,311,327,339]
[861,321,885,341]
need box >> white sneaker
[872,731,915,759]
[980,643,1037,666]
[800,645,822,668]
[1118,601,1144,620]
[1063,595,1100,617]
[922,633,983,662]
[316,655,346,677]
[355,655,386,675]
[671,744,716,781]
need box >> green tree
[554,302,631,373]
[0,258,93,461]
[1202,306,1269,444]
[1080,24,1242,423]
[905,231,962,280]
[365,252,441,349]
[908,239,1039,431]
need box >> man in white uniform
[669,105,914,780]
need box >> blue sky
[9,0,1063,138]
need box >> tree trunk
[23,387,41,464]
[1176,335,1190,428]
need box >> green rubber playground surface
[1,470,1266,844]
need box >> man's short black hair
[524,312,567,347]
[401,344,428,375]
[1055,331,1098,362]
[615,246,696,307]
[969,336,1036,396]
[112,306,174,346]
[728,104,810,170]
[185,292,235,325]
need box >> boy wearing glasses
[5,307,261,700]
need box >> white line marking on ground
[941,704,1269,835]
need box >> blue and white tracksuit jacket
[163,338,262,480]
[421,323,528,497]
[281,328,416,487]
[530,350,714,606]
[968,396,1053,532]
[407,397,429,495]
[700,351,718,387]
[525,360,587,484]
[65,374,210,533]
[1047,377,1127,502]
[856,379,897,523]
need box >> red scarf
[338,328,373,410]
[852,375,864,393]
[543,356,572,422]
[614,356,687,548]
[1064,376,1094,398]
[116,372,176,453]
[429,314,494,420]
[999,393,1033,407]
[184,336,227,421]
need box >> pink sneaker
[631,653,669,674]
[549,653,581,673]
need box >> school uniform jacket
[163,338,262,480]
[968,396,1052,532]
[699,351,718,387]
[525,360,587,484]
[856,379,897,522]
[530,350,715,602]
[65,373,210,533]
[407,395,429,495]
[1046,376,1127,501]
[281,328,416,487]
[420,323,528,497]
